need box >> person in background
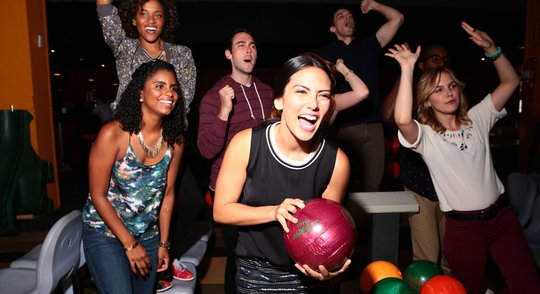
[82,60,186,293]
[213,52,351,293]
[197,28,274,293]
[329,58,370,124]
[96,0,197,282]
[389,22,540,293]
[381,43,451,273]
[319,0,404,193]
[96,0,196,124]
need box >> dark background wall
[44,0,528,182]
[45,1,526,134]
[46,1,525,66]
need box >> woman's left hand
[461,21,495,51]
[294,259,352,281]
[157,247,170,272]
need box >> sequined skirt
[236,256,311,293]
[236,256,334,293]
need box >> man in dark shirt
[319,0,404,192]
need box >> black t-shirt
[319,36,382,126]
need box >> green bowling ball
[371,277,413,294]
[403,260,444,293]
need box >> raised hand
[335,59,350,76]
[360,0,376,14]
[217,85,236,120]
[385,43,421,70]
[461,21,495,51]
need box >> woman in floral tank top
[82,60,186,293]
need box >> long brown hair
[416,67,471,133]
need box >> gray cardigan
[97,4,196,123]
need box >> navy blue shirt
[319,36,382,126]
[398,145,438,201]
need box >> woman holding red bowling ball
[213,52,351,293]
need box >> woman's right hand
[126,243,152,276]
[274,198,306,233]
[385,43,420,70]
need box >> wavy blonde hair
[416,67,471,133]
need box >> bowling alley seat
[177,221,212,266]
[0,210,83,294]
[504,172,540,266]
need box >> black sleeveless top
[236,122,338,266]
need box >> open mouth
[145,26,157,33]
[298,114,318,132]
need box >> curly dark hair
[114,59,186,146]
[118,0,178,43]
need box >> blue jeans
[83,228,159,294]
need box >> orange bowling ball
[420,275,466,294]
[360,260,403,293]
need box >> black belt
[446,196,507,221]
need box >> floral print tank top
[82,143,172,240]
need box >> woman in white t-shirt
[387,21,540,293]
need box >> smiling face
[226,31,257,76]
[133,0,165,44]
[140,69,179,117]
[274,66,332,143]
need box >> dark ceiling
[45,0,528,106]
[46,0,525,11]
[46,0,527,68]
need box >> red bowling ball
[283,198,357,271]
[420,275,466,294]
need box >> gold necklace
[137,131,164,158]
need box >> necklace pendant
[137,131,164,158]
